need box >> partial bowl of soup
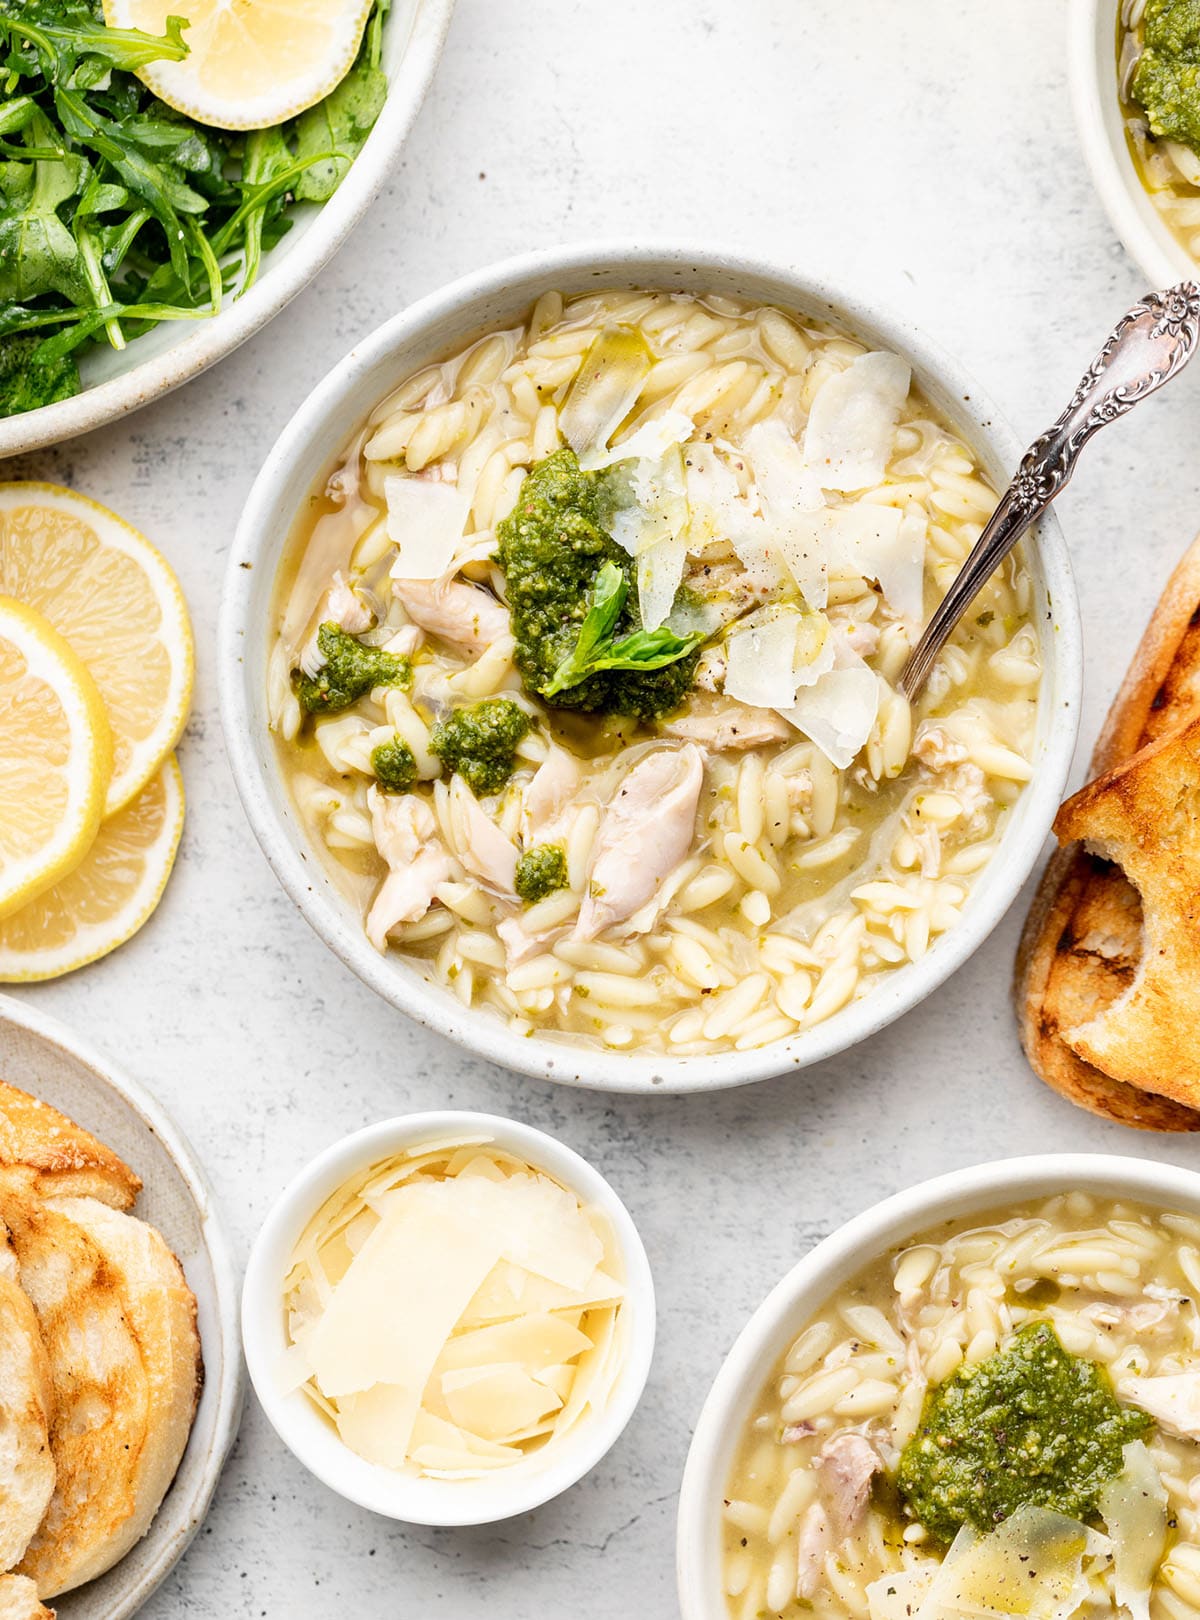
[678,1153,1200,1620]
[219,243,1081,1091]
[1069,0,1200,283]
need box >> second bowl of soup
[678,1153,1200,1620]
[220,244,1080,1090]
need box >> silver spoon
[899,281,1200,700]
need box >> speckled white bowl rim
[1068,0,1198,285]
[676,1152,1200,1620]
[0,990,244,1618]
[218,240,1083,1094]
[0,0,456,460]
[240,1108,655,1525]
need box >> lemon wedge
[0,757,184,982]
[0,484,194,818]
[0,598,113,922]
[103,0,375,131]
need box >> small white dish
[220,240,1083,1093]
[0,991,244,1620]
[675,1152,1200,1620]
[1068,0,1197,285]
[0,0,455,459]
[241,1109,655,1526]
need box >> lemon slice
[103,0,375,131]
[0,598,113,922]
[0,484,194,819]
[0,756,184,982]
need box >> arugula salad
[0,0,390,419]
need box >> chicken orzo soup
[267,287,1041,1056]
[723,1195,1200,1620]
[1119,0,1200,260]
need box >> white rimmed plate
[0,992,243,1619]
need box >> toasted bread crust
[0,1575,53,1620]
[0,1083,140,1209]
[0,1175,201,1599]
[1015,535,1200,1128]
[0,1238,55,1574]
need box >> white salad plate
[0,992,244,1620]
[219,240,1083,1094]
[1068,0,1197,286]
[242,1109,655,1526]
[676,1151,1200,1620]
[0,0,456,460]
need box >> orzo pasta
[267,287,1041,1056]
[723,1195,1200,1620]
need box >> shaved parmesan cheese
[560,328,652,461]
[683,443,783,590]
[385,475,469,580]
[724,608,835,710]
[1099,1441,1167,1620]
[823,503,924,623]
[866,1568,935,1620]
[611,446,690,628]
[580,408,693,471]
[778,667,880,769]
[282,1133,627,1479]
[743,419,827,607]
[804,351,910,493]
[914,1507,1106,1620]
[441,1362,562,1442]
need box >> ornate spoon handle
[899,282,1200,700]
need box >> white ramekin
[1068,0,1198,285]
[0,0,455,459]
[676,1152,1200,1620]
[241,1109,655,1526]
[219,241,1082,1093]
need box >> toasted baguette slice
[1016,535,1200,1129]
[0,1174,201,1599]
[0,1083,140,1209]
[0,1238,54,1573]
[0,1575,53,1620]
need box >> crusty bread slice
[1015,535,1200,1128]
[0,1173,201,1598]
[0,1237,54,1573]
[0,1575,53,1620]
[0,1083,140,1209]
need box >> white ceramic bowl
[219,241,1082,1093]
[241,1109,655,1526]
[0,0,455,459]
[676,1151,1200,1620]
[0,991,243,1620]
[1068,0,1198,285]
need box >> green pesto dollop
[896,1322,1152,1542]
[1132,0,1200,151]
[515,843,568,904]
[430,698,531,796]
[293,623,412,715]
[371,736,417,792]
[495,448,700,721]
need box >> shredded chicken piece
[912,723,967,772]
[662,698,791,752]
[392,577,509,654]
[447,778,518,897]
[795,1502,832,1600]
[1086,1296,1180,1335]
[365,789,453,949]
[814,1432,882,1538]
[298,571,374,674]
[780,1421,816,1444]
[1119,1370,1200,1438]
[574,746,704,941]
[521,747,582,844]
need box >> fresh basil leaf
[543,560,706,696]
